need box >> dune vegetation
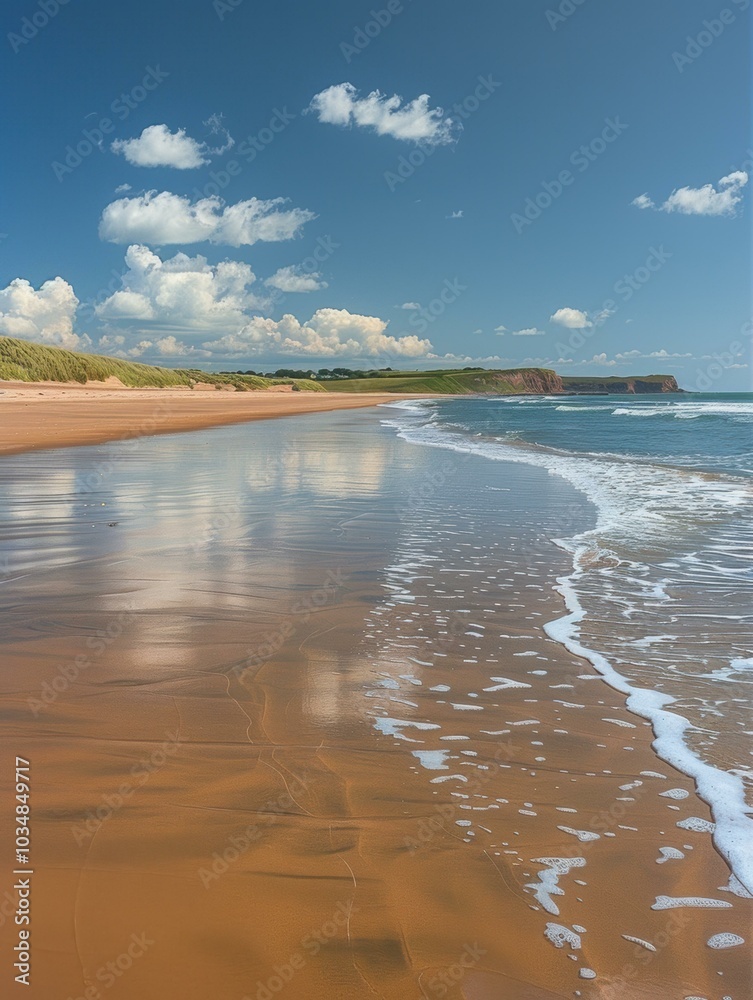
[0,338,325,392]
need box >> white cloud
[494,325,507,335]
[615,348,692,361]
[647,349,691,359]
[400,302,420,310]
[128,339,153,357]
[203,307,432,359]
[447,210,464,219]
[112,124,210,169]
[307,83,458,145]
[114,183,132,194]
[99,191,315,247]
[154,335,198,356]
[633,172,748,217]
[511,327,545,336]
[550,307,592,329]
[632,193,654,210]
[265,265,327,293]
[111,116,234,170]
[95,244,265,332]
[582,353,616,367]
[0,276,82,349]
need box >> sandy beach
[0,404,750,999]
[0,381,425,456]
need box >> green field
[321,367,561,394]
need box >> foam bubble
[544,923,582,950]
[652,896,732,910]
[706,933,744,949]
[622,935,656,952]
[677,817,715,833]
[557,826,601,843]
[656,847,685,864]
[527,857,585,915]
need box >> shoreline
[0,410,750,997]
[0,381,438,456]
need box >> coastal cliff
[558,375,682,395]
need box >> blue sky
[1,0,750,388]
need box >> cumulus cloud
[400,302,420,310]
[0,276,82,349]
[111,115,234,170]
[153,335,199,356]
[633,172,748,217]
[582,353,616,367]
[447,210,463,219]
[203,307,432,359]
[265,265,327,293]
[494,325,507,335]
[112,124,210,169]
[307,83,458,145]
[99,191,315,247]
[550,307,592,329]
[511,327,545,336]
[114,183,132,194]
[96,244,266,332]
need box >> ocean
[384,393,753,896]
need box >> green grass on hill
[0,338,326,392]
[322,367,557,394]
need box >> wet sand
[0,409,750,999]
[0,381,425,456]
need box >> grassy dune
[0,338,325,392]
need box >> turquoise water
[384,393,753,893]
